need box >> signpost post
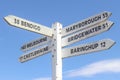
[4,11,115,80]
[52,22,62,80]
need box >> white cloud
[33,77,51,80]
[33,59,120,79]
[66,59,120,78]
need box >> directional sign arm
[19,45,52,63]
[62,39,115,58]
[62,21,114,47]
[62,11,112,37]
[4,15,52,37]
[21,36,51,52]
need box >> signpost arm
[52,22,62,80]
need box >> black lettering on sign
[25,37,47,49]
[102,12,108,18]
[21,20,41,31]
[27,43,32,48]
[67,25,102,43]
[44,46,49,51]
[71,43,98,54]
[34,50,39,55]
[27,23,33,28]
[66,28,70,32]
[21,37,48,50]
[66,26,74,32]
[21,46,48,61]
[100,42,106,47]
[102,22,108,29]
[65,14,102,33]
[21,21,25,26]
[14,19,20,24]
[24,53,31,59]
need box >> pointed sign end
[107,39,116,49]
[108,21,114,26]
[4,16,8,22]
[106,21,114,30]
[104,11,112,17]
[4,15,13,25]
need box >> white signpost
[51,22,62,80]
[4,11,115,80]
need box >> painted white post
[52,22,62,80]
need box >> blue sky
[0,0,120,80]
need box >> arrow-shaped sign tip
[4,16,8,23]
[108,21,114,25]
[104,11,112,17]
[4,15,13,25]
[107,21,114,30]
[106,39,116,49]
